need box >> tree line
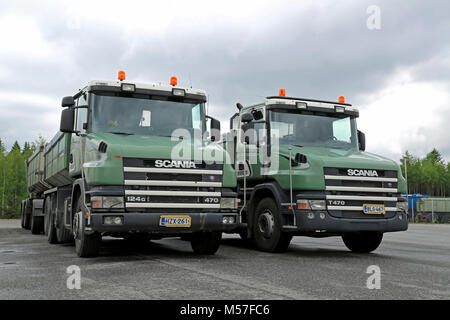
[0,136,449,218]
[400,149,450,197]
[0,137,44,218]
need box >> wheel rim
[258,209,274,239]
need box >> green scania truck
[224,91,408,253]
[21,73,238,257]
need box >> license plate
[363,204,385,214]
[159,215,191,227]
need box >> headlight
[396,201,408,212]
[309,200,326,210]
[297,199,326,210]
[91,196,124,209]
[220,198,237,209]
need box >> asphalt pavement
[0,220,449,300]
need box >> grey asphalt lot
[0,220,449,300]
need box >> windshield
[269,110,358,150]
[89,94,205,137]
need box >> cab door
[236,107,267,181]
[69,92,88,177]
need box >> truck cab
[37,72,238,257]
[226,91,408,253]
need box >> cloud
[357,68,450,162]
[0,0,449,162]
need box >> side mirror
[358,130,366,151]
[60,108,75,133]
[61,96,75,108]
[207,116,221,142]
[251,109,264,121]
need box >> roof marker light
[279,88,286,97]
[170,76,178,86]
[338,96,345,103]
[118,70,126,81]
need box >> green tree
[401,149,449,197]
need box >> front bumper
[89,211,238,234]
[281,209,408,234]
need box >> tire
[31,215,44,235]
[342,232,383,253]
[44,197,50,237]
[73,196,101,258]
[56,208,74,244]
[21,202,26,229]
[191,232,222,255]
[24,200,31,230]
[253,197,292,253]
[46,197,58,244]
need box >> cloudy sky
[0,0,449,162]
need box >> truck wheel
[253,197,292,253]
[191,232,222,255]
[46,198,58,244]
[31,215,44,235]
[342,232,383,253]
[73,196,101,258]
[56,210,74,244]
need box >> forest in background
[0,137,449,218]
[400,149,450,197]
[0,137,45,218]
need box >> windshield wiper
[292,144,303,148]
[107,132,134,135]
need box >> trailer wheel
[73,196,101,258]
[24,200,31,230]
[191,232,222,255]
[46,197,58,244]
[21,201,26,229]
[342,232,383,253]
[31,215,44,235]
[253,197,292,253]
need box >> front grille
[324,167,399,219]
[123,158,223,212]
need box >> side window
[75,93,88,132]
[332,117,351,143]
[191,104,201,130]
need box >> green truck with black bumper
[22,75,238,257]
[225,93,408,253]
